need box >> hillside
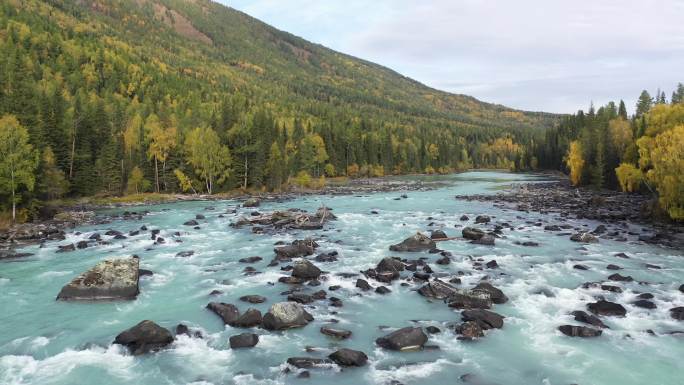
[0,0,559,214]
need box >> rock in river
[206,302,239,325]
[113,320,174,355]
[671,307,684,320]
[262,302,313,330]
[274,239,316,260]
[472,282,509,304]
[462,227,485,240]
[417,279,459,299]
[558,325,602,337]
[461,309,504,330]
[292,259,322,280]
[56,257,140,300]
[229,333,259,348]
[587,300,626,317]
[329,348,368,367]
[389,232,436,252]
[320,327,352,339]
[570,232,598,243]
[376,327,427,351]
[455,321,484,340]
[571,310,607,328]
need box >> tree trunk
[243,157,248,190]
[154,157,159,193]
[11,169,15,223]
[69,134,76,179]
[162,160,167,192]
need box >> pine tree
[635,90,653,118]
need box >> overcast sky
[218,0,684,114]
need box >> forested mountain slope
[0,0,557,218]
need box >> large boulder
[375,327,427,351]
[113,320,173,355]
[558,325,602,337]
[461,309,504,330]
[206,302,240,325]
[462,227,485,240]
[262,302,313,330]
[389,232,436,252]
[417,279,459,299]
[376,257,405,273]
[570,232,599,243]
[292,259,322,280]
[57,257,139,300]
[229,333,259,348]
[472,282,509,304]
[233,308,263,328]
[587,300,626,317]
[328,348,368,367]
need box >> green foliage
[126,166,149,194]
[0,115,39,220]
[0,0,556,216]
[184,127,231,194]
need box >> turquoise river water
[1,172,682,385]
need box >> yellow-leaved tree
[615,163,643,193]
[639,124,684,219]
[565,140,585,186]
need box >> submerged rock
[389,232,436,252]
[570,232,598,243]
[558,325,602,337]
[262,302,313,330]
[113,320,173,355]
[240,295,266,304]
[229,333,259,348]
[472,234,495,246]
[376,327,428,351]
[320,327,352,339]
[328,348,368,367]
[286,357,332,368]
[57,257,140,301]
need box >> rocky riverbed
[0,171,682,385]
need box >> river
[1,172,682,385]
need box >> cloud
[219,0,684,113]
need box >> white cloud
[219,0,684,113]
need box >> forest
[0,0,682,223]
[534,84,684,220]
[0,0,555,222]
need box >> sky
[218,0,684,114]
